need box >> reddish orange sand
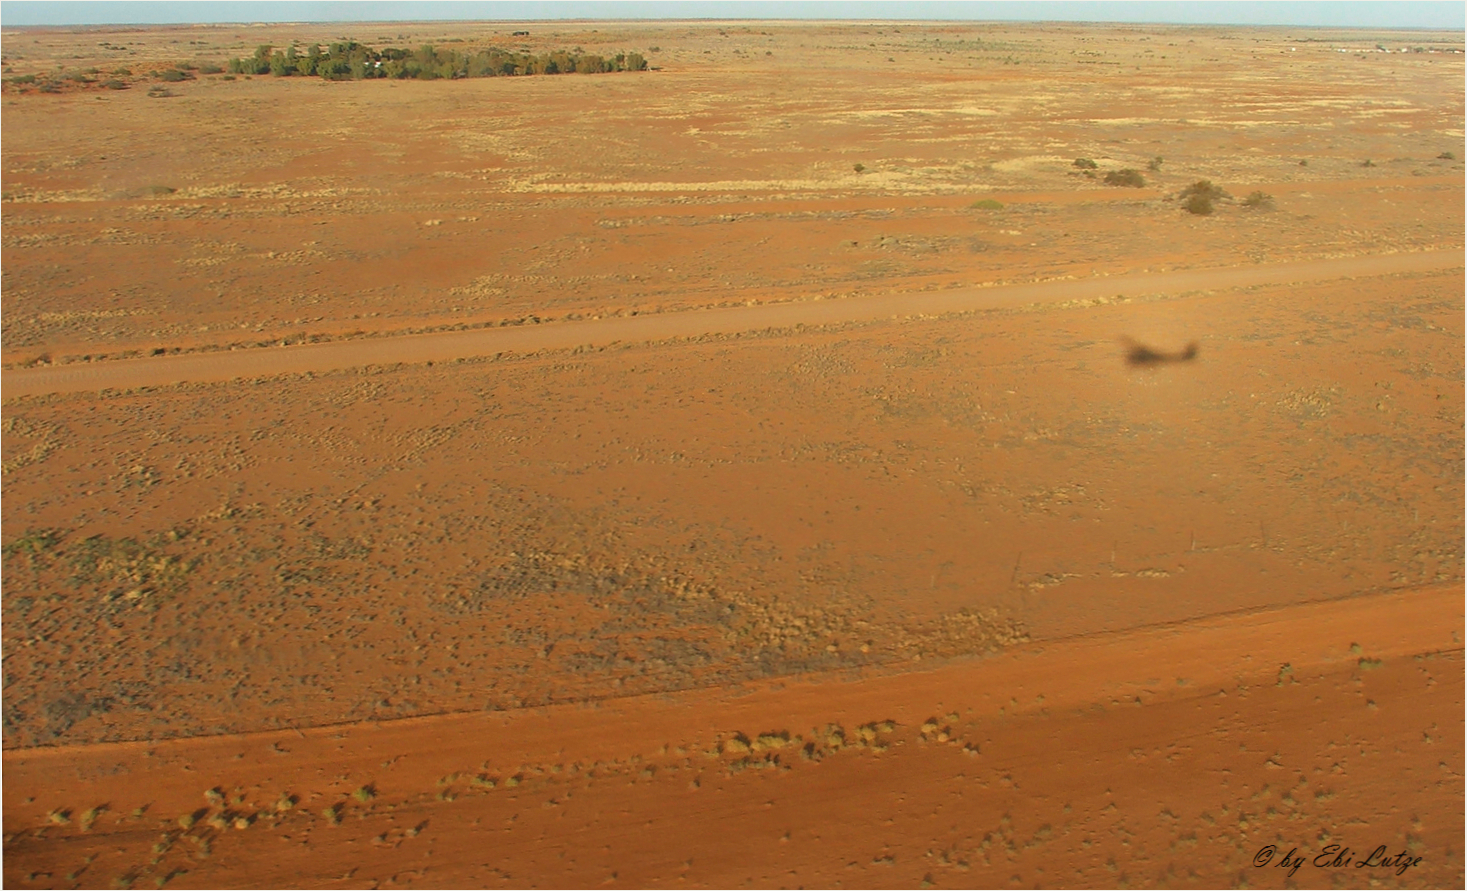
[3,587,1461,888]
[2,18,1462,890]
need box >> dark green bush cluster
[1179,180,1230,215]
[1103,168,1146,188]
[1072,158,1098,170]
[227,41,648,80]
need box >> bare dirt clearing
[2,18,1462,889]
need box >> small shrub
[1361,159,1374,167]
[1184,193,1214,215]
[221,74,236,81]
[852,163,865,174]
[1438,151,1456,160]
[970,198,1004,210]
[1179,180,1229,202]
[1103,168,1146,187]
[7,73,38,84]
[198,63,224,75]
[1147,155,1163,171]
[321,805,341,825]
[1241,190,1274,209]
[158,69,189,82]
[352,785,375,803]
[1073,158,1098,169]
[1298,159,1308,166]
[80,806,105,831]
[38,83,61,93]
[101,79,128,89]
[148,185,177,196]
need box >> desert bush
[1103,168,1146,187]
[1241,190,1274,209]
[1073,158,1098,169]
[970,198,1004,210]
[101,79,128,89]
[6,73,38,84]
[1361,159,1374,167]
[157,68,189,82]
[1147,155,1164,171]
[853,163,865,173]
[1179,180,1228,202]
[1179,179,1229,214]
[1184,193,1215,215]
[1438,151,1456,160]
[198,63,224,75]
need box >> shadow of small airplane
[1121,337,1199,366]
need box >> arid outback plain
[1,17,1463,889]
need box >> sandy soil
[2,18,1463,889]
[3,587,1461,888]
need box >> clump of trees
[227,41,648,80]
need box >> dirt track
[4,249,1460,399]
[4,583,1459,889]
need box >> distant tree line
[227,41,648,80]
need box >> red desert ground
[1,15,1462,890]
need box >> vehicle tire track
[3,250,1459,399]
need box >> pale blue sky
[1,1,1462,29]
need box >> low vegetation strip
[228,41,649,79]
[3,250,1458,400]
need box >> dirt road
[4,250,1459,400]
[4,583,1459,889]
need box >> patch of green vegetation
[1103,168,1145,188]
[970,198,1004,210]
[1072,157,1098,170]
[67,534,197,601]
[229,41,647,80]
[2,528,62,563]
[1179,179,1229,214]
